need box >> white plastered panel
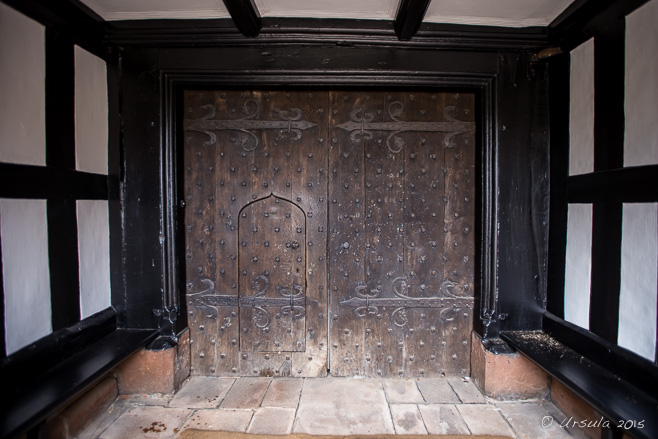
[1,199,52,355]
[0,3,45,166]
[624,0,658,167]
[564,204,593,329]
[75,46,109,175]
[569,39,595,176]
[77,200,111,319]
[618,204,658,361]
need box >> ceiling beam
[221,0,261,37]
[394,0,432,40]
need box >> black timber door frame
[161,71,499,347]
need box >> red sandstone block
[470,331,550,400]
[551,380,600,439]
[115,347,176,395]
[49,376,118,439]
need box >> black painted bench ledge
[501,312,658,439]
[0,308,160,439]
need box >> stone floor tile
[78,403,131,439]
[169,377,235,409]
[497,402,572,439]
[180,409,253,433]
[118,394,174,406]
[293,378,394,435]
[447,377,486,403]
[389,404,428,434]
[383,379,425,403]
[416,378,461,404]
[247,407,296,435]
[418,404,470,435]
[98,406,191,439]
[261,378,303,408]
[457,404,515,437]
[219,377,271,409]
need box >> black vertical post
[106,48,127,327]
[394,0,432,40]
[45,28,75,169]
[221,0,261,37]
[546,53,571,319]
[0,229,5,359]
[588,24,625,343]
[45,28,81,330]
[47,199,81,329]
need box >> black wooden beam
[106,50,126,329]
[43,27,82,331]
[501,329,658,439]
[47,199,80,330]
[588,23,625,344]
[0,326,159,439]
[0,164,108,200]
[221,0,261,37]
[0,308,115,390]
[0,231,5,359]
[394,0,432,41]
[104,18,549,51]
[546,53,571,319]
[548,0,650,51]
[568,165,658,203]
[45,28,75,169]
[543,312,658,396]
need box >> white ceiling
[80,0,575,28]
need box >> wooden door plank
[184,90,222,376]
[242,91,301,376]
[440,92,476,375]
[360,91,407,377]
[401,92,450,377]
[290,91,329,377]
[215,90,260,375]
[328,91,367,376]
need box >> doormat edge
[178,430,514,439]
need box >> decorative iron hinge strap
[339,295,474,309]
[183,99,316,151]
[337,101,475,152]
[339,277,474,327]
[191,294,306,308]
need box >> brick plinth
[470,331,550,400]
[115,328,191,395]
[49,376,118,439]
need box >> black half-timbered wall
[544,0,658,354]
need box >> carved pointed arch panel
[238,195,307,353]
[183,90,475,377]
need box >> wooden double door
[183,90,475,377]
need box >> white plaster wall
[1,199,52,355]
[79,0,574,26]
[257,0,398,20]
[618,204,658,360]
[0,3,45,166]
[564,204,593,329]
[569,38,595,176]
[425,0,574,27]
[75,46,109,175]
[77,200,111,319]
[624,0,658,167]
[81,0,230,20]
